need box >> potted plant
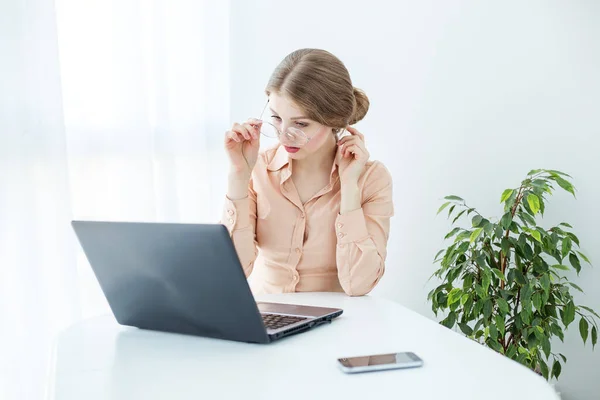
[428,169,599,380]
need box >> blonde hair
[265,49,369,131]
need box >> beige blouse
[221,144,394,296]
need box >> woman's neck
[291,134,337,175]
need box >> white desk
[47,293,559,400]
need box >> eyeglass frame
[255,100,316,145]
[253,99,348,145]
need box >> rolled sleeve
[222,196,251,235]
[335,208,370,244]
[335,161,394,296]
[220,179,259,277]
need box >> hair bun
[349,87,369,125]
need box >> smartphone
[337,351,423,374]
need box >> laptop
[71,221,343,343]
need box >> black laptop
[71,221,343,343]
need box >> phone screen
[337,352,423,373]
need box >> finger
[346,126,365,142]
[338,136,361,146]
[243,122,260,139]
[247,117,263,128]
[344,144,366,159]
[226,130,243,143]
[232,123,251,140]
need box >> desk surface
[48,293,559,400]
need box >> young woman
[222,48,393,296]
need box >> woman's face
[266,92,335,159]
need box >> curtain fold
[0,0,230,398]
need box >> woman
[222,48,393,296]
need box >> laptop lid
[71,221,270,343]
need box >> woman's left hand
[336,126,370,185]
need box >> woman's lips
[284,146,300,153]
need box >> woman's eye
[296,122,308,128]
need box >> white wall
[229,1,600,398]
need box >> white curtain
[0,0,230,398]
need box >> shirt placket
[279,169,305,291]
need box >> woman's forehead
[268,93,305,116]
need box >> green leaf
[552,360,562,379]
[566,282,584,293]
[434,249,445,262]
[514,270,527,285]
[455,231,471,243]
[547,169,571,177]
[528,169,542,176]
[580,305,600,319]
[551,264,570,271]
[489,323,498,341]
[500,213,513,230]
[447,288,462,305]
[506,344,517,359]
[444,227,461,240]
[539,359,549,380]
[592,326,597,349]
[486,337,503,353]
[500,189,514,203]
[463,273,474,290]
[561,237,572,259]
[447,204,456,217]
[452,210,466,224]
[533,293,542,312]
[519,211,537,226]
[460,293,469,306]
[559,222,573,228]
[472,215,483,227]
[497,298,509,315]
[563,301,576,327]
[458,323,473,336]
[501,237,511,257]
[475,284,486,299]
[540,274,551,295]
[566,232,580,246]
[553,175,576,196]
[527,194,541,214]
[577,251,591,264]
[559,354,567,363]
[495,314,505,336]
[551,323,565,342]
[483,221,494,235]
[530,230,542,243]
[441,311,457,329]
[445,195,464,201]
[492,268,506,282]
[579,317,589,345]
[470,228,484,243]
[437,202,451,215]
[569,253,582,274]
[483,299,493,319]
[542,336,551,359]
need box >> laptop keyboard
[261,313,308,330]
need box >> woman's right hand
[224,118,261,178]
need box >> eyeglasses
[254,101,311,148]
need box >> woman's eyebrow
[269,108,309,120]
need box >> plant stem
[500,185,525,290]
